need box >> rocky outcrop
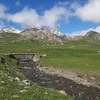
[20,26,68,44]
[33,54,46,62]
[83,31,100,43]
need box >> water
[19,57,100,100]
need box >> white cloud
[74,0,100,23]
[43,6,69,28]
[0,3,69,28]
[70,26,100,36]
[70,2,80,11]
[15,1,20,6]
[1,0,100,35]
[6,5,69,28]
[0,4,7,18]
[7,7,42,27]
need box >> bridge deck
[1,53,35,56]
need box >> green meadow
[0,37,100,99]
[0,42,72,100]
[1,40,100,76]
[0,61,71,100]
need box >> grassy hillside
[0,52,71,100]
[0,32,21,42]
[0,33,100,99]
[1,39,100,75]
[38,44,100,75]
[0,33,72,100]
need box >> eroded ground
[19,58,100,100]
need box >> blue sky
[0,0,100,36]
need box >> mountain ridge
[0,26,100,44]
[20,26,67,44]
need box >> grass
[0,34,100,99]
[37,45,100,75]
[0,40,100,75]
[0,32,72,99]
[0,54,71,100]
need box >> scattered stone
[24,86,30,89]
[9,79,13,82]
[8,76,13,82]
[90,77,95,80]
[70,86,72,88]
[19,89,27,93]
[84,74,88,77]
[40,81,45,84]
[23,67,31,69]
[42,54,47,57]
[0,86,4,89]
[89,83,100,89]
[12,95,19,98]
[54,80,59,83]
[45,92,48,95]
[59,90,67,95]
[27,49,30,51]
[35,75,39,77]
[1,81,5,84]
[23,80,30,85]
[33,54,42,62]
[97,51,100,53]
[14,77,20,81]
[4,74,8,77]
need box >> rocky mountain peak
[84,30,100,42]
[27,26,37,29]
[52,28,64,36]
[20,26,67,43]
[85,31,99,37]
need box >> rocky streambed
[19,57,100,100]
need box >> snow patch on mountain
[52,28,64,36]
[27,26,37,29]
[3,27,21,33]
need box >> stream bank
[19,57,100,100]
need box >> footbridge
[2,53,46,62]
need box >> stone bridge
[4,53,46,62]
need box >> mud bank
[19,59,100,100]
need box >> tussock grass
[0,37,100,99]
[0,54,71,100]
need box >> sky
[0,0,100,36]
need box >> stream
[19,56,100,100]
